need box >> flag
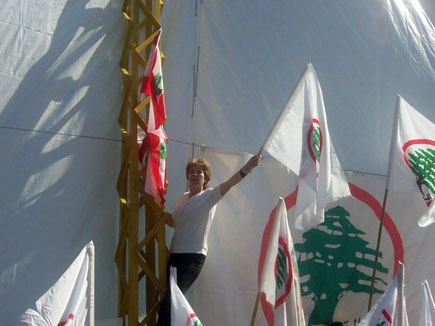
[261,64,350,230]
[15,242,95,326]
[258,197,306,326]
[387,95,435,227]
[141,28,166,130]
[138,27,168,205]
[139,127,168,205]
[170,267,203,326]
[358,262,408,326]
[419,280,435,326]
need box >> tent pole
[367,188,389,311]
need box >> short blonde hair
[185,157,212,189]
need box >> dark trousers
[157,253,206,326]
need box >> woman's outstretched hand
[241,154,262,175]
[220,154,262,196]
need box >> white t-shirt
[169,186,223,255]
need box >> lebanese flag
[258,197,306,326]
[387,96,435,227]
[419,280,435,326]
[141,28,166,131]
[139,126,168,205]
[170,267,203,326]
[138,28,168,205]
[358,262,409,326]
[262,64,350,230]
[15,242,95,326]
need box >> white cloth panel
[0,0,122,324]
[162,0,435,177]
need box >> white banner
[188,148,435,326]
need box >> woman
[157,154,261,325]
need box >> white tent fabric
[0,0,122,324]
[161,0,435,190]
[1,0,435,325]
[159,0,435,324]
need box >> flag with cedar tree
[139,28,168,205]
[262,64,350,230]
[358,262,409,326]
[387,96,435,227]
[15,242,95,326]
[170,267,203,326]
[258,197,306,326]
[141,28,166,130]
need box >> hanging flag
[141,28,166,130]
[15,242,95,326]
[358,262,408,326]
[387,96,435,227]
[261,64,350,230]
[170,267,203,326]
[139,127,168,205]
[138,28,168,205]
[419,280,435,326]
[258,197,306,326]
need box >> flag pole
[368,95,401,311]
[257,64,313,155]
[87,241,95,326]
[367,188,389,311]
[250,292,262,326]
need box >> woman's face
[187,165,205,193]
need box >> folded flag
[15,242,95,326]
[170,267,203,326]
[258,197,306,326]
[358,262,409,326]
[419,280,435,326]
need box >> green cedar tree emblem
[294,206,389,325]
[312,125,321,162]
[192,320,203,326]
[408,147,435,202]
[155,73,163,96]
[276,246,288,291]
[160,139,167,160]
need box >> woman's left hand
[241,154,262,175]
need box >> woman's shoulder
[173,192,189,212]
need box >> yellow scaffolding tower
[116,1,167,325]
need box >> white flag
[258,197,306,326]
[262,64,350,230]
[387,96,435,227]
[419,280,435,326]
[170,267,203,326]
[358,262,408,326]
[15,242,95,326]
